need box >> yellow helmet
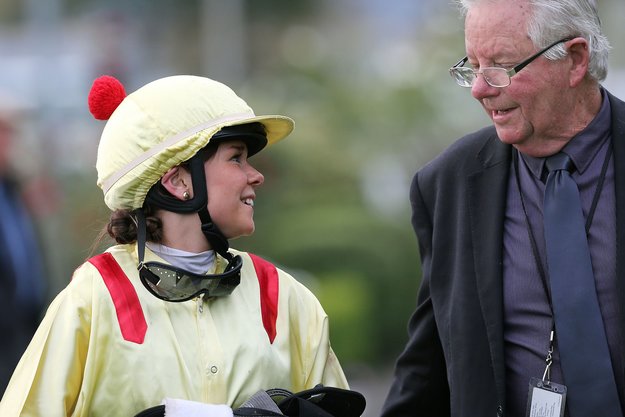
[90,75,294,211]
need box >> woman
[0,75,348,417]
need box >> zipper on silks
[195,292,209,400]
[197,293,205,314]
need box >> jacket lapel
[467,132,511,405]
[608,92,625,379]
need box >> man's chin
[494,127,523,146]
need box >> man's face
[464,0,574,157]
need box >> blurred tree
[0,0,20,24]
[232,67,440,364]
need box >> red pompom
[88,75,127,120]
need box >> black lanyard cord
[512,143,612,315]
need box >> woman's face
[204,139,264,239]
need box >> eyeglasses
[449,37,572,88]
[138,255,242,302]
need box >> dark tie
[543,152,622,417]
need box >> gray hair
[455,0,611,82]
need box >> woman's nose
[247,165,264,186]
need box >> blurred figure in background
[0,111,47,396]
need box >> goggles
[135,210,241,302]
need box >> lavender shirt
[503,90,622,417]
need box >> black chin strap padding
[144,154,208,214]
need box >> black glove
[233,385,366,417]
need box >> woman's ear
[161,166,193,201]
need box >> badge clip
[525,331,567,417]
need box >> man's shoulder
[448,125,499,152]
[606,89,625,122]
[419,125,505,176]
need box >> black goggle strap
[135,209,149,274]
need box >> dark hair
[107,207,162,244]
[89,205,161,258]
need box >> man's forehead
[464,1,533,56]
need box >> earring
[182,191,190,200]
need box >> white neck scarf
[146,242,215,275]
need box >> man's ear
[567,37,591,87]
[160,166,193,201]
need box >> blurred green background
[1,0,624,414]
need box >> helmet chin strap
[144,151,231,260]
[197,207,231,260]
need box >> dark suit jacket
[381,91,625,417]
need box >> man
[381,0,624,416]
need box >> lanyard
[513,144,612,381]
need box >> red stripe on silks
[249,253,279,344]
[89,253,147,344]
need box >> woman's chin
[225,225,255,241]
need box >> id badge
[525,377,566,417]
